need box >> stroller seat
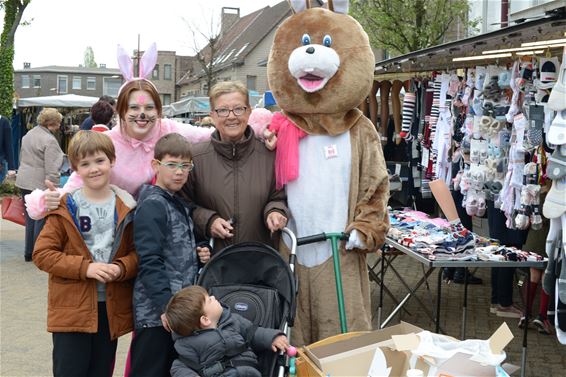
[208,284,282,329]
[197,241,296,377]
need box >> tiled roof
[182,1,293,83]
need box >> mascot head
[268,0,374,120]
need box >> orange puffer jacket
[33,186,138,340]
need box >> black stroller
[197,228,298,377]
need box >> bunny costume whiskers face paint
[115,43,162,140]
[125,90,159,140]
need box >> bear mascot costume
[267,0,390,346]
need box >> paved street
[0,218,129,376]
[1,216,565,376]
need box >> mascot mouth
[298,73,329,92]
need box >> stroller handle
[296,232,349,246]
[281,227,297,255]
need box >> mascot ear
[288,0,310,13]
[328,0,349,14]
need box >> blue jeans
[0,160,7,183]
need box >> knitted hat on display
[539,57,559,83]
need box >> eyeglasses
[154,160,194,172]
[213,106,247,117]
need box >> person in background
[33,130,138,377]
[16,108,64,262]
[0,114,16,182]
[518,189,554,334]
[80,95,116,130]
[90,100,115,132]
[182,81,288,254]
[199,116,215,128]
[488,200,528,318]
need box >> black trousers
[21,188,45,259]
[129,326,177,377]
[487,200,528,306]
[52,302,117,377]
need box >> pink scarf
[269,112,307,189]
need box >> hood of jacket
[53,184,136,225]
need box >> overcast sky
[6,0,282,70]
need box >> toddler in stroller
[166,286,289,377]
[194,228,298,377]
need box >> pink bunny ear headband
[117,42,158,94]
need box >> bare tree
[0,0,31,117]
[350,0,479,55]
[184,14,222,96]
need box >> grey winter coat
[171,308,284,377]
[16,125,64,190]
[133,184,200,329]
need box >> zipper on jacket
[233,152,238,244]
[232,144,236,158]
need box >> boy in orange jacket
[33,130,138,377]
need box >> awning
[17,94,99,108]
[374,6,566,77]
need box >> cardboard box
[392,322,514,376]
[298,322,422,376]
[297,322,516,377]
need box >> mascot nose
[306,46,315,54]
[140,113,146,119]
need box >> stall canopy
[374,6,566,76]
[163,93,263,117]
[164,96,210,117]
[17,94,99,108]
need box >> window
[152,64,159,80]
[234,43,249,58]
[33,75,41,88]
[164,64,172,80]
[72,76,82,90]
[162,94,171,106]
[57,75,68,94]
[246,75,257,91]
[103,77,122,98]
[87,77,96,90]
[21,75,30,88]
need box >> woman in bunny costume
[25,43,214,216]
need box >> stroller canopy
[197,242,295,308]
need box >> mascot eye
[322,35,332,47]
[301,34,311,45]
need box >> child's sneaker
[532,315,554,335]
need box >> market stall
[13,94,99,160]
[364,6,566,372]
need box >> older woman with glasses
[16,108,65,261]
[182,81,289,256]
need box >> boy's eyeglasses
[154,160,194,172]
[214,106,247,117]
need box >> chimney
[221,7,240,36]
[23,62,31,69]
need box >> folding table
[376,238,547,377]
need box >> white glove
[345,229,367,250]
